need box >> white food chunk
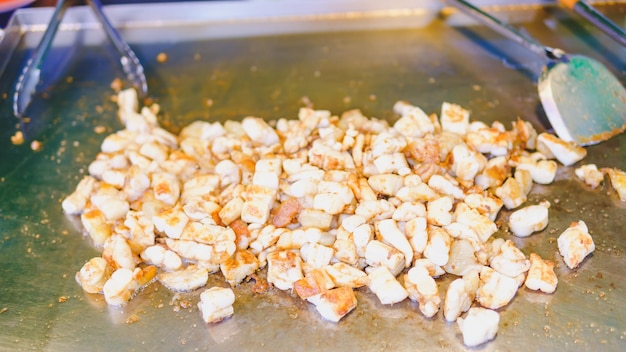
[450,143,486,182]
[489,240,530,278]
[403,265,440,318]
[524,253,557,294]
[102,234,137,270]
[80,209,112,247]
[444,239,481,276]
[575,164,604,189]
[367,266,409,305]
[495,175,527,210]
[300,242,334,268]
[152,172,180,206]
[602,167,626,201]
[440,102,470,135]
[509,201,549,237]
[423,226,452,267]
[102,268,137,306]
[267,250,304,291]
[241,184,277,224]
[367,174,404,197]
[375,219,413,268]
[307,287,357,322]
[476,266,519,309]
[63,176,97,215]
[365,240,405,276]
[241,116,279,146]
[393,102,435,138]
[454,202,497,243]
[405,217,428,255]
[76,257,111,294]
[220,249,260,286]
[443,270,479,322]
[557,220,595,269]
[198,287,235,323]
[140,245,183,271]
[427,196,453,226]
[457,307,500,347]
[323,262,368,288]
[157,264,209,292]
[536,132,587,166]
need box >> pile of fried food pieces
[63,88,626,347]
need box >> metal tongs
[13,0,148,118]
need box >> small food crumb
[205,99,214,108]
[94,126,106,134]
[11,131,24,145]
[126,314,141,324]
[0,307,8,314]
[30,140,42,151]
[156,52,168,63]
[58,296,68,303]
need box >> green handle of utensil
[559,0,626,47]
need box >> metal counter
[0,1,625,350]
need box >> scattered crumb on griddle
[94,126,106,134]
[58,296,68,303]
[156,52,168,63]
[0,307,8,314]
[126,314,141,324]
[11,131,24,145]
[30,140,42,151]
[110,78,123,92]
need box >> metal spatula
[13,0,147,118]
[448,0,626,146]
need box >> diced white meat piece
[166,238,225,264]
[474,156,508,190]
[427,196,453,227]
[117,88,139,115]
[352,223,373,257]
[101,130,135,153]
[557,220,595,269]
[444,239,481,276]
[293,268,335,299]
[123,210,156,251]
[220,249,260,286]
[465,127,511,156]
[98,197,130,222]
[182,198,221,222]
[157,264,209,292]
[403,265,440,318]
[476,266,519,309]
[395,184,439,203]
[444,222,481,244]
[180,221,236,246]
[443,270,479,322]
[440,102,470,135]
[267,250,304,291]
[375,219,413,268]
[413,258,446,278]
[423,226,452,267]
[454,203,497,243]
[354,199,396,221]
[313,181,355,215]
[524,253,558,294]
[102,234,137,270]
[575,164,604,188]
[536,132,587,166]
[323,262,368,288]
[405,217,428,255]
[307,287,357,322]
[495,175,527,210]
[509,201,550,237]
[75,257,111,294]
[367,266,409,305]
[215,159,241,188]
[80,209,112,247]
[367,174,404,197]
[296,208,333,230]
[139,141,169,163]
[103,268,137,306]
[393,102,435,138]
[392,202,426,222]
[152,172,180,206]
[140,245,183,271]
[63,176,97,215]
[427,174,464,200]
[373,153,410,175]
[241,116,279,146]
[300,242,334,268]
[241,184,277,224]
[125,165,151,201]
[450,143,487,183]
[181,174,220,201]
[457,307,500,347]
[340,214,367,233]
[365,240,405,276]
[489,240,530,278]
[198,287,236,323]
[180,120,225,140]
[463,192,503,222]
[602,167,626,201]
[516,159,557,185]
[219,197,244,226]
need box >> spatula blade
[538,55,626,146]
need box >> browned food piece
[272,197,302,228]
[293,269,335,300]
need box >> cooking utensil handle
[559,0,626,47]
[86,0,148,96]
[447,0,562,60]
